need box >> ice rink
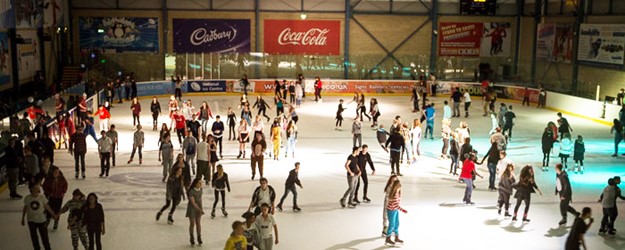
[1,93,624,250]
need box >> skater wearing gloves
[384,179,408,246]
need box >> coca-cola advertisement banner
[264,19,340,55]
[173,19,251,53]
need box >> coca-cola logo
[190,25,237,46]
[277,28,329,46]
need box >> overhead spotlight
[300,13,307,20]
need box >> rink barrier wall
[545,91,619,127]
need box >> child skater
[559,133,573,170]
[498,164,516,217]
[335,99,346,130]
[382,175,399,237]
[573,135,585,174]
[377,124,390,150]
[385,179,408,246]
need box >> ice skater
[127,125,144,165]
[382,175,399,237]
[384,179,407,246]
[610,119,623,157]
[385,127,405,176]
[340,147,361,208]
[555,163,579,226]
[541,126,555,171]
[277,162,303,212]
[157,167,185,225]
[352,117,362,148]
[227,107,237,141]
[253,96,271,122]
[497,164,516,217]
[130,97,141,126]
[559,133,573,170]
[460,152,483,205]
[237,120,250,159]
[557,112,573,140]
[512,165,543,222]
[449,132,460,175]
[335,99,346,130]
[573,135,585,173]
[354,145,375,203]
[598,178,617,236]
[150,96,161,131]
[410,119,422,161]
[565,207,593,250]
[186,179,204,246]
[211,164,230,218]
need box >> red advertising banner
[438,22,483,57]
[264,20,341,55]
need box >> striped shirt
[386,193,403,211]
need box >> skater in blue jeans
[385,179,407,246]
[480,142,501,191]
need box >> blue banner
[0,32,11,88]
[79,16,159,53]
[0,0,15,29]
[187,80,226,93]
[173,19,250,54]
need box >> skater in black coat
[541,126,554,171]
[555,164,579,226]
[512,165,543,222]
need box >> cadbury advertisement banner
[173,19,251,54]
[264,20,340,55]
[187,80,227,93]
[439,22,483,57]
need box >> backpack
[185,139,196,154]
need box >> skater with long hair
[382,175,399,237]
[441,118,452,159]
[130,97,141,126]
[370,98,380,128]
[357,94,370,122]
[168,95,178,130]
[237,119,250,159]
[384,179,408,246]
[198,101,213,133]
[270,119,282,160]
[449,132,460,175]
[186,179,204,246]
[498,164,516,217]
[541,126,554,171]
[59,189,88,250]
[42,166,67,230]
[410,119,422,161]
[285,120,297,158]
[211,164,230,218]
[512,165,543,222]
[565,207,593,250]
[82,193,105,250]
[208,134,219,176]
[150,96,161,131]
[157,167,185,225]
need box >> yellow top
[224,235,247,250]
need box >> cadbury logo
[277,28,330,46]
[190,25,237,46]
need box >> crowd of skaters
[2,74,625,249]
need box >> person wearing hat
[241,211,259,250]
[59,189,88,249]
[128,125,144,165]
